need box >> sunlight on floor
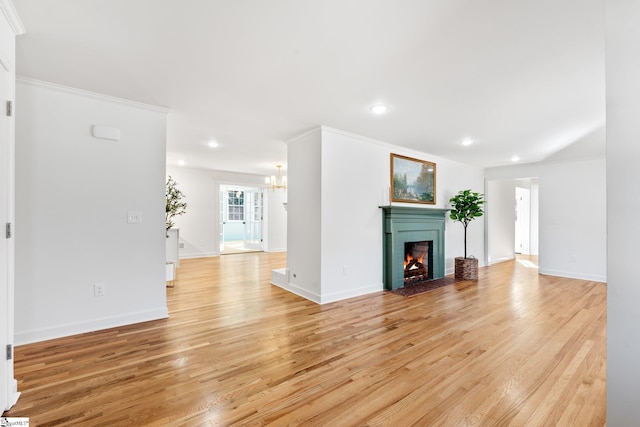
[222,240,261,255]
[517,259,539,269]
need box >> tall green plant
[166,176,187,233]
[449,189,484,258]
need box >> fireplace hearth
[381,206,448,290]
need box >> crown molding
[320,125,455,165]
[320,125,392,148]
[0,0,26,35]
[16,76,171,114]
[284,126,322,145]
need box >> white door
[0,53,11,411]
[244,190,263,250]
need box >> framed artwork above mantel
[390,153,436,204]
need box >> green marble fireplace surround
[381,206,448,290]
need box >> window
[227,190,244,221]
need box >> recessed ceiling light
[460,138,474,146]
[207,141,219,148]
[178,160,186,166]
[511,156,520,162]
[370,104,387,114]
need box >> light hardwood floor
[4,253,606,426]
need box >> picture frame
[390,153,436,204]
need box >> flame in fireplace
[405,253,425,270]
[404,242,430,284]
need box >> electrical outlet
[127,211,142,223]
[94,283,105,297]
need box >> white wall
[285,128,322,300]
[318,129,388,302]
[486,157,606,282]
[286,126,485,304]
[540,161,605,281]
[165,166,287,257]
[165,167,218,257]
[264,186,287,252]
[486,180,516,264]
[606,0,640,422]
[530,180,539,255]
[15,79,169,344]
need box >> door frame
[0,1,24,410]
[217,182,264,254]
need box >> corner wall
[606,0,640,422]
[284,128,322,301]
[15,79,169,344]
[486,180,516,264]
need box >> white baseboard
[538,268,606,283]
[264,247,287,253]
[181,250,286,258]
[270,280,383,305]
[319,284,383,304]
[179,251,219,259]
[271,281,321,304]
[4,379,20,411]
[14,307,169,346]
[270,268,289,287]
[489,256,515,265]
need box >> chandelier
[265,165,287,191]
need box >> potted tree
[449,189,484,280]
[166,176,187,235]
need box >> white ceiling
[13,0,605,176]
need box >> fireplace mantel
[380,206,448,290]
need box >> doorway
[515,187,531,255]
[219,185,263,254]
[486,178,539,266]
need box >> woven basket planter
[454,257,478,280]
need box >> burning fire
[404,242,430,284]
[404,253,425,270]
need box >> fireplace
[404,241,433,285]
[380,206,448,290]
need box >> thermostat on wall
[92,125,121,141]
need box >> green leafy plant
[166,176,187,233]
[449,189,485,258]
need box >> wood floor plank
[3,253,606,426]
